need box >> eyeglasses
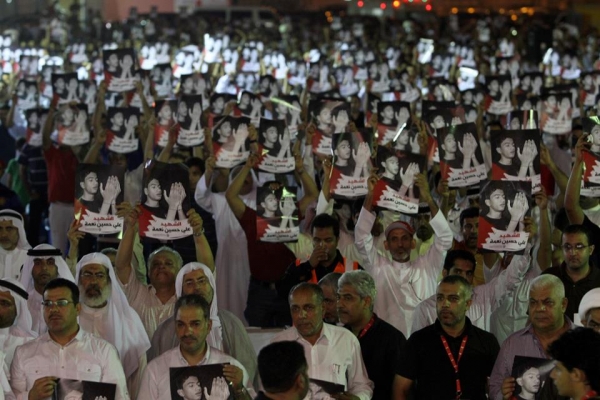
[562,244,589,253]
[80,272,107,280]
[42,300,74,308]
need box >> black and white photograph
[151,63,173,98]
[485,75,513,115]
[177,95,204,147]
[236,90,263,127]
[309,379,345,400]
[307,61,333,94]
[256,186,299,243]
[501,110,539,131]
[15,79,38,110]
[154,99,178,148]
[429,52,453,79]
[52,73,79,104]
[169,364,233,400]
[372,148,427,214]
[460,89,485,107]
[309,99,350,155]
[52,378,116,400]
[74,163,125,235]
[103,48,136,92]
[19,54,39,78]
[78,80,98,114]
[240,44,261,73]
[417,38,434,64]
[477,180,532,253]
[376,101,411,146]
[208,93,235,119]
[106,107,140,153]
[271,95,302,137]
[519,73,544,97]
[212,116,251,168]
[40,64,61,99]
[457,66,478,92]
[179,73,210,102]
[539,92,572,135]
[257,118,295,174]
[581,149,600,197]
[53,103,90,146]
[334,66,359,97]
[438,123,487,188]
[234,72,258,93]
[510,356,557,400]
[257,74,279,98]
[139,160,192,240]
[491,129,541,193]
[583,116,600,154]
[24,108,48,147]
[330,129,373,198]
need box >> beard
[80,283,112,308]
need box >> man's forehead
[437,283,463,296]
[184,269,207,280]
[0,220,15,227]
[0,290,15,303]
[81,263,106,272]
[562,232,588,243]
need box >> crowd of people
[1,2,600,400]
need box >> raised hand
[507,192,529,222]
[332,110,349,132]
[100,176,121,204]
[164,183,183,209]
[367,172,379,193]
[400,162,419,187]
[517,140,537,166]
[67,220,85,246]
[353,142,371,167]
[186,208,204,235]
[245,152,260,168]
[280,195,296,217]
[223,365,245,392]
[233,123,249,143]
[204,377,230,400]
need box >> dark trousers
[26,192,48,246]
[245,278,292,328]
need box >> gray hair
[530,275,566,299]
[338,271,377,310]
[100,247,118,257]
[148,246,184,271]
[289,282,324,305]
[318,272,342,290]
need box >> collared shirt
[138,345,252,400]
[542,263,600,320]
[355,208,454,336]
[0,327,35,369]
[26,291,46,335]
[410,250,531,335]
[0,248,27,281]
[118,269,176,339]
[397,318,499,400]
[271,323,373,400]
[10,328,129,400]
[489,319,576,400]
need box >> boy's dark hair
[311,213,340,238]
[258,341,307,393]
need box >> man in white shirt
[10,278,128,400]
[0,279,36,368]
[114,203,212,338]
[18,244,75,334]
[410,248,531,334]
[270,283,373,400]
[139,294,253,400]
[0,211,31,280]
[355,174,453,336]
[76,252,150,398]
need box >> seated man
[10,278,129,399]
[318,272,342,325]
[271,283,373,400]
[148,262,258,385]
[578,288,600,332]
[255,341,310,400]
[139,294,254,400]
[0,278,37,367]
[0,210,31,280]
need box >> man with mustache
[396,275,500,400]
[19,244,75,334]
[10,278,129,399]
[0,210,31,280]
[76,252,150,398]
[139,295,253,400]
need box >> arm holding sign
[565,134,589,224]
[226,153,259,219]
[115,202,139,284]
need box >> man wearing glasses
[541,225,600,321]
[10,278,129,399]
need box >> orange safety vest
[295,257,360,283]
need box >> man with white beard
[76,252,150,398]
[0,210,31,280]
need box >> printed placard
[485,75,513,115]
[139,161,192,240]
[212,116,251,169]
[51,73,79,104]
[24,108,48,147]
[170,364,232,400]
[372,148,426,214]
[53,104,90,146]
[309,99,350,155]
[417,38,434,64]
[103,48,136,92]
[75,164,125,235]
[256,186,299,243]
[15,79,38,110]
[176,95,204,147]
[271,95,302,138]
[19,55,39,78]
[500,110,539,131]
[335,66,360,97]
[309,379,345,399]
[518,73,544,96]
[490,129,541,193]
[52,378,116,400]
[438,123,487,188]
[510,356,557,400]
[78,80,98,114]
[581,150,600,197]
[257,118,295,174]
[477,180,532,254]
[236,91,264,127]
[150,63,173,98]
[376,101,411,146]
[154,99,178,147]
[539,92,572,134]
[330,129,373,198]
[106,107,140,153]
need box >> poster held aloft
[106,107,140,153]
[256,118,295,174]
[330,129,373,199]
[256,186,299,243]
[490,129,541,193]
[438,123,487,188]
[212,116,252,169]
[103,48,137,92]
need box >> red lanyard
[582,391,598,400]
[358,315,376,339]
[440,335,468,400]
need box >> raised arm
[564,134,588,225]
[114,202,139,284]
[225,153,258,219]
[42,97,58,151]
[539,144,568,209]
[187,209,215,273]
[295,148,319,217]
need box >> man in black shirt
[337,270,406,400]
[255,341,309,400]
[395,275,500,400]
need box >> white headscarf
[0,278,36,337]
[19,244,75,293]
[175,262,223,350]
[76,253,150,377]
[0,210,30,250]
[579,287,600,323]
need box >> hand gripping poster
[257,118,295,174]
[372,148,426,214]
[376,101,411,146]
[484,75,513,115]
[438,123,487,188]
[52,104,90,146]
[138,161,192,240]
[510,356,557,400]
[52,378,116,400]
[103,48,136,92]
[491,129,541,193]
[330,129,373,198]
[170,364,234,400]
[106,107,140,153]
[176,95,204,147]
[212,116,251,169]
[477,180,532,254]
[51,73,79,104]
[256,186,299,243]
[74,163,125,235]
[580,149,600,197]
